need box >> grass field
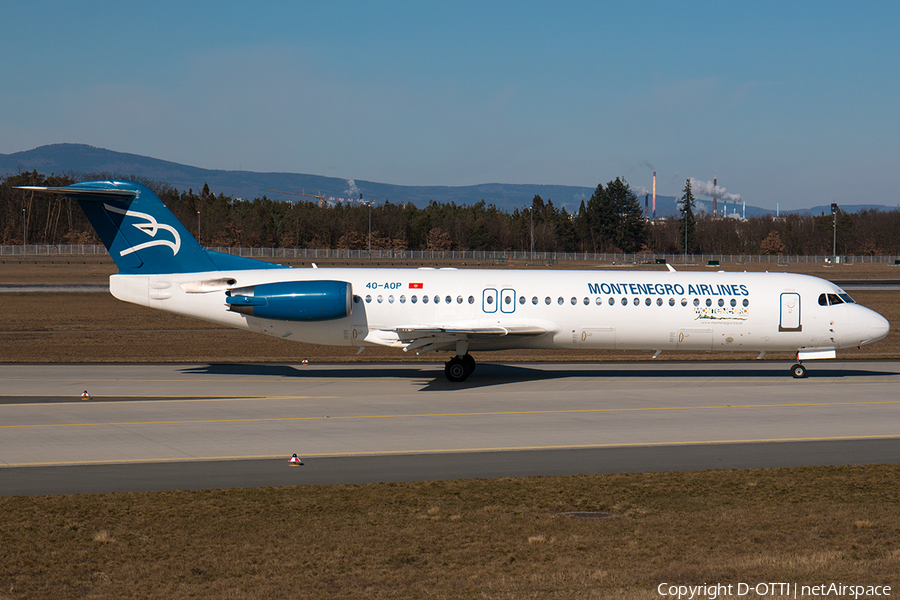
[2,257,898,598]
[2,466,899,599]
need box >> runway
[2,360,900,495]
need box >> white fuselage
[109,267,890,358]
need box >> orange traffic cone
[289,454,304,466]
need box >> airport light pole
[197,211,201,245]
[22,208,26,256]
[365,194,371,256]
[831,202,838,264]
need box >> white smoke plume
[689,178,741,202]
[345,179,361,198]
[632,185,650,197]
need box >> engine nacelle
[226,280,352,322]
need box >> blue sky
[2,1,898,210]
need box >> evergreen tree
[586,177,645,252]
[678,178,697,254]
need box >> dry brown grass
[1,466,899,599]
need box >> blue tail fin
[19,179,286,274]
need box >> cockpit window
[819,292,856,306]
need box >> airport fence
[2,244,899,265]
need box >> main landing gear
[791,363,808,379]
[445,354,476,382]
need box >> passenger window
[468,296,475,304]
[681,298,688,306]
[718,299,724,307]
[485,296,492,305]
[595,297,602,305]
[388,295,394,304]
[645,298,652,306]
[519,296,526,305]
[570,297,577,305]
[411,295,418,304]
[505,296,512,305]
[377,295,383,303]
[669,298,675,306]
[705,299,712,307]
[434,295,440,304]
[457,296,463,304]
[353,295,361,303]
[742,299,749,307]
[693,298,700,307]
[558,297,564,305]
[609,297,615,306]
[365,295,372,303]
[445,296,452,304]
[423,295,430,304]
[583,297,589,305]
[400,295,406,304]
[532,296,538,305]
[730,298,736,307]
[621,298,628,306]
[656,298,662,306]
[633,298,640,306]
[545,297,551,305]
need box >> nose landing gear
[791,363,807,378]
[445,354,476,382]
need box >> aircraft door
[500,288,516,313]
[482,288,498,313]
[779,292,802,332]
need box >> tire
[445,357,469,382]
[462,354,476,376]
[791,363,807,379]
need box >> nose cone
[864,312,890,345]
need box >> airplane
[20,179,890,381]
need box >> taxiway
[2,361,899,495]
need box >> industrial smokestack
[713,174,717,217]
[652,172,656,219]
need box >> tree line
[2,170,899,256]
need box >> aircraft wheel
[791,363,807,379]
[445,357,470,382]
[462,354,476,375]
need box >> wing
[381,324,549,354]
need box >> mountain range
[1,144,894,217]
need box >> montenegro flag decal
[409,282,424,289]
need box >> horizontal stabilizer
[19,179,288,275]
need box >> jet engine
[226,280,352,321]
